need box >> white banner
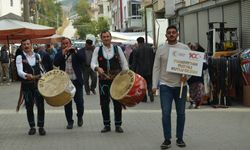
[166,48,205,76]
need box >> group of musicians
[16,26,190,149]
[16,31,129,135]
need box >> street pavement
[1,82,250,150]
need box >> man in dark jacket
[54,37,85,129]
[79,39,97,95]
[0,45,10,85]
[35,45,53,72]
[132,37,155,102]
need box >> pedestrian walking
[91,31,129,133]
[0,45,11,85]
[16,39,46,136]
[187,43,208,109]
[79,39,97,95]
[54,37,85,129]
[34,45,53,72]
[132,37,155,102]
[152,25,191,149]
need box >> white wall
[0,0,22,16]
[155,19,168,47]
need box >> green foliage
[72,0,110,39]
[96,17,110,34]
[36,0,63,28]
[75,0,91,18]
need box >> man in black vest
[16,39,46,136]
[91,31,129,133]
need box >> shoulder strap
[98,46,103,56]
[113,45,118,53]
[34,53,40,64]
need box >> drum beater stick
[179,74,184,98]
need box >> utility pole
[23,0,30,22]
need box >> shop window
[131,3,140,16]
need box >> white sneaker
[188,104,196,109]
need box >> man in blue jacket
[54,37,85,129]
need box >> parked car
[73,40,85,50]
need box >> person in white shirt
[16,39,46,136]
[91,31,129,133]
[152,25,190,149]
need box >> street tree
[72,0,110,39]
[33,0,63,29]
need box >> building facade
[165,0,250,49]
[0,0,22,17]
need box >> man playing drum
[16,39,46,136]
[91,31,129,133]
[54,37,85,129]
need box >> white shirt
[91,44,129,71]
[16,52,41,79]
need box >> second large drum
[110,70,147,107]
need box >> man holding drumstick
[91,31,129,133]
[152,25,190,149]
[16,39,46,136]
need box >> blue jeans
[159,84,187,140]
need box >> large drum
[110,70,147,107]
[38,69,76,107]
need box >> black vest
[98,45,122,80]
[21,53,41,90]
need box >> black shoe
[101,126,111,133]
[176,139,186,147]
[142,96,147,102]
[39,127,46,136]
[150,95,154,102]
[86,91,90,95]
[161,139,171,149]
[28,128,36,135]
[115,126,124,133]
[91,89,96,95]
[66,123,73,129]
[78,118,83,127]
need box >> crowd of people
[0,25,210,149]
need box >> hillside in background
[60,0,78,17]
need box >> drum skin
[38,69,73,107]
[110,70,147,107]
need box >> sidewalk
[0,82,250,150]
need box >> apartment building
[109,0,143,32]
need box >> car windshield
[73,41,85,50]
